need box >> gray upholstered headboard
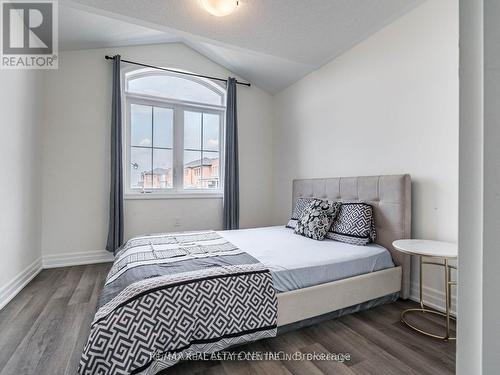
[292,174,412,299]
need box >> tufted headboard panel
[292,174,412,299]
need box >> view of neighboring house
[184,157,220,189]
[141,167,173,189]
[140,157,220,189]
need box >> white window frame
[122,68,226,200]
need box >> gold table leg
[400,256,456,340]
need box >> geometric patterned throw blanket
[79,231,277,375]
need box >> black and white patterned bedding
[286,197,317,229]
[79,231,277,375]
[327,203,376,245]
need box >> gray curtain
[223,78,239,230]
[106,55,124,252]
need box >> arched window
[123,69,225,197]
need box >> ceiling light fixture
[200,0,238,17]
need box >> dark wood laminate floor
[0,264,456,375]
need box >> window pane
[131,104,152,147]
[184,150,202,189]
[203,151,220,189]
[153,107,173,149]
[153,149,173,189]
[184,111,201,150]
[131,147,152,189]
[128,74,223,106]
[203,113,220,151]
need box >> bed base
[277,266,402,326]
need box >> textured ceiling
[60,0,423,93]
[60,6,179,51]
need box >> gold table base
[401,257,456,341]
[401,308,456,340]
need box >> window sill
[124,192,224,200]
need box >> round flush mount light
[200,0,238,17]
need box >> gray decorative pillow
[326,203,376,245]
[286,197,317,229]
[294,200,341,240]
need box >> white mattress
[218,226,395,293]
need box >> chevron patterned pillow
[326,203,376,245]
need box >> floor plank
[0,268,68,370]
[0,264,456,375]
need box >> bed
[79,174,411,375]
[276,174,411,326]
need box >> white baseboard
[1,250,114,311]
[0,257,43,310]
[42,250,114,268]
[409,282,457,317]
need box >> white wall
[458,1,500,372]
[483,0,500,371]
[457,0,483,373]
[0,70,43,306]
[272,0,459,304]
[41,43,274,257]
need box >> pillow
[286,197,317,229]
[326,203,376,245]
[294,200,341,240]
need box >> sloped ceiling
[60,0,424,94]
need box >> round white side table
[393,239,458,340]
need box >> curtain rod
[104,55,251,87]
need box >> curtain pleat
[223,78,240,230]
[106,55,124,253]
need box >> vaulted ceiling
[60,0,423,93]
